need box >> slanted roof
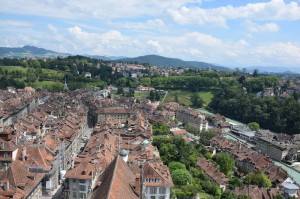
[282,182,299,190]
[91,155,138,199]
[143,161,174,187]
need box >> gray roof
[282,182,299,190]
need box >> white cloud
[48,24,58,33]
[168,0,300,27]
[0,20,32,27]
[253,42,300,64]
[67,26,145,55]
[0,0,202,20]
[245,20,279,33]
[123,19,167,32]
[147,40,164,53]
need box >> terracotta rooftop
[91,155,139,199]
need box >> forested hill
[0,46,69,58]
[118,55,231,71]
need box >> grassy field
[198,192,214,199]
[134,91,166,101]
[0,66,65,77]
[0,66,28,72]
[163,90,215,106]
[27,81,64,90]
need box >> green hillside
[0,45,69,58]
[119,55,231,71]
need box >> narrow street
[49,127,94,199]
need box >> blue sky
[1,0,300,68]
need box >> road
[162,91,168,102]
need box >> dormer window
[81,171,86,175]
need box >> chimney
[4,163,8,171]
[71,159,75,168]
[135,176,140,195]
[42,140,46,147]
[3,180,9,191]
[0,142,4,150]
[14,137,18,145]
[22,148,27,161]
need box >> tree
[238,75,246,84]
[229,177,243,189]
[221,190,238,199]
[149,90,155,101]
[191,93,204,108]
[169,162,186,172]
[155,91,160,101]
[248,122,260,131]
[171,169,192,185]
[174,91,179,103]
[244,172,272,188]
[253,69,259,77]
[153,122,170,136]
[273,195,284,199]
[213,152,235,176]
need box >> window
[79,185,86,191]
[159,197,165,199]
[72,184,77,190]
[72,179,76,182]
[79,179,85,183]
[151,197,155,199]
[72,192,77,198]
[159,187,166,194]
[80,193,86,199]
[150,187,156,194]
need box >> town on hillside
[0,81,300,199]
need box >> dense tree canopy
[248,122,260,131]
[210,88,300,134]
[171,169,193,185]
[244,172,272,188]
[213,152,235,176]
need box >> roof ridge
[106,155,119,199]
[147,161,172,185]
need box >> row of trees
[210,88,300,134]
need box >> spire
[64,76,69,91]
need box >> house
[19,145,60,196]
[256,87,275,98]
[0,138,18,169]
[84,72,92,78]
[142,161,174,199]
[281,182,299,198]
[197,158,228,190]
[0,160,44,198]
[90,155,139,199]
[231,126,256,142]
[255,136,289,161]
[64,156,103,199]
[171,129,188,137]
[175,107,208,131]
[95,107,131,125]
[234,185,281,199]
[136,85,155,91]
[210,136,289,186]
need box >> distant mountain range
[118,55,231,71]
[0,45,69,58]
[246,66,300,74]
[0,46,298,74]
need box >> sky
[1,0,300,68]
